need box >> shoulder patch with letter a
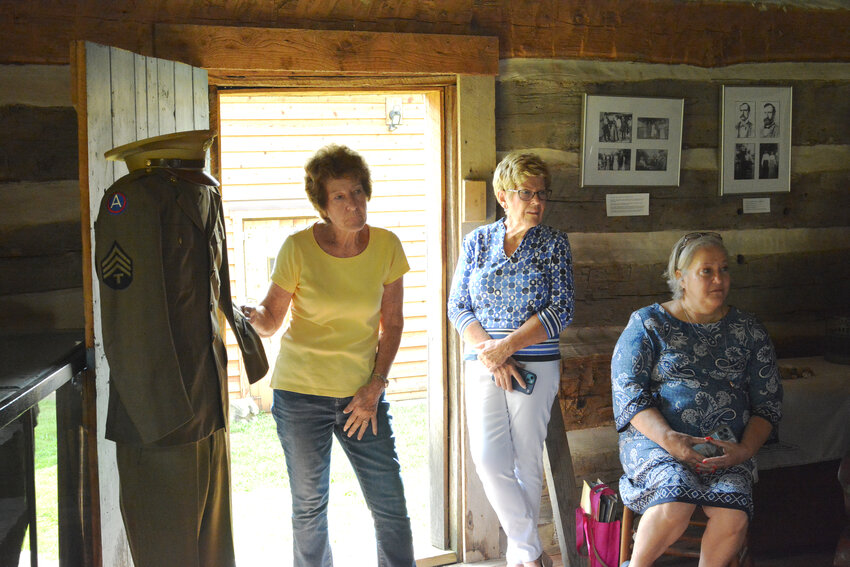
[106,192,127,215]
[100,241,133,290]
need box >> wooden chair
[619,506,752,566]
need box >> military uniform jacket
[95,168,268,446]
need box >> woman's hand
[239,304,260,325]
[631,409,705,470]
[241,283,292,337]
[659,430,710,470]
[694,438,754,474]
[694,416,773,474]
[473,317,550,372]
[342,377,384,440]
[476,338,513,371]
[490,359,527,392]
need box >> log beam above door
[153,24,498,77]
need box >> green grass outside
[29,396,430,564]
[229,398,430,564]
[18,396,61,562]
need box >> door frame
[199,37,499,559]
[215,82,455,556]
[216,85,452,558]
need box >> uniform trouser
[464,359,561,565]
[115,427,235,567]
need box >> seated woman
[611,232,783,567]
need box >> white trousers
[464,358,561,565]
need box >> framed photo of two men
[720,85,792,195]
[580,94,684,187]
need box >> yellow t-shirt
[269,224,409,397]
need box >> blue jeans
[272,389,416,567]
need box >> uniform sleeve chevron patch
[100,241,133,290]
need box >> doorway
[217,89,450,564]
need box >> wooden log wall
[2,1,850,68]
[494,59,850,430]
[0,65,83,333]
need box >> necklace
[679,299,725,325]
[680,299,728,366]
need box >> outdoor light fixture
[386,97,403,132]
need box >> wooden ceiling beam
[1,1,849,67]
[153,24,498,76]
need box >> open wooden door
[72,40,209,567]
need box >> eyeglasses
[674,231,722,268]
[506,188,552,202]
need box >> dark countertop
[0,331,86,428]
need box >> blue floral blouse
[447,219,574,361]
[611,304,783,517]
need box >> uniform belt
[144,158,207,170]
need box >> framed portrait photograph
[720,86,792,195]
[580,94,684,187]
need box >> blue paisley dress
[611,303,783,518]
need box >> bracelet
[371,372,389,387]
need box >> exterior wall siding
[219,92,432,405]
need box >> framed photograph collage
[719,86,792,195]
[580,94,684,187]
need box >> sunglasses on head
[674,231,722,268]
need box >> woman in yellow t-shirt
[241,144,414,567]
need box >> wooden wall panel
[0,179,79,232]
[133,54,147,139]
[568,247,850,326]
[541,169,850,233]
[0,251,82,295]
[154,24,499,76]
[0,65,71,106]
[0,288,84,331]
[2,1,850,67]
[497,80,850,152]
[0,221,81,258]
[174,62,194,131]
[155,59,177,135]
[495,59,850,434]
[144,57,160,138]
[0,66,82,334]
[110,48,137,164]
[0,105,78,182]
[559,354,614,430]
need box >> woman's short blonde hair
[492,151,551,196]
[304,144,372,222]
[663,232,729,299]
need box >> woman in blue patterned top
[612,232,782,567]
[448,152,574,567]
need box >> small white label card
[742,197,771,214]
[606,193,650,217]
